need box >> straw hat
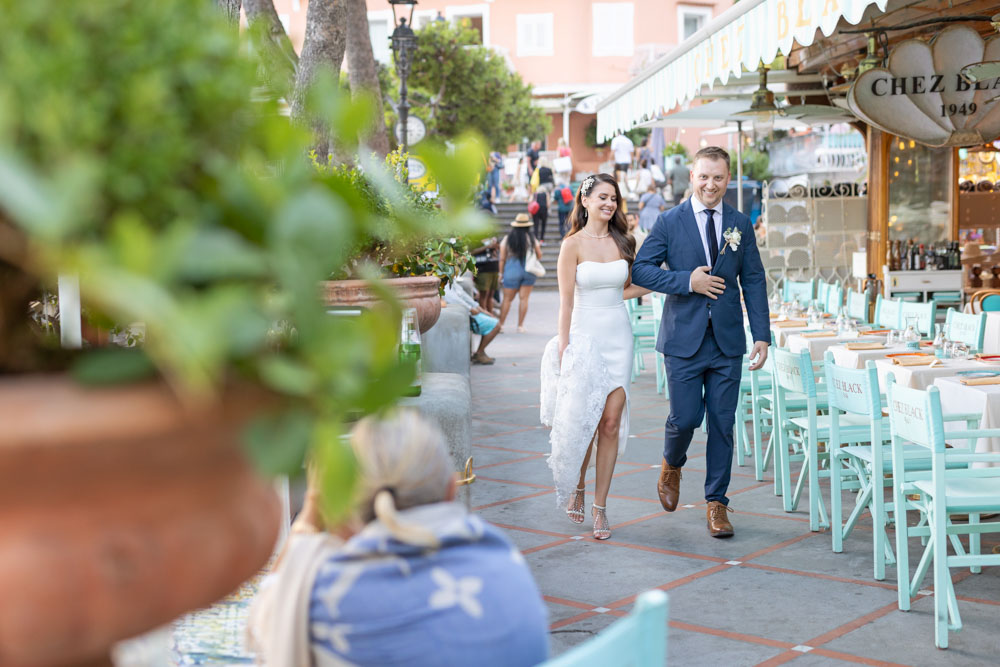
[510,213,533,227]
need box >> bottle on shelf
[887,239,896,271]
[927,243,935,270]
[918,244,926,270]
[399,307,422,397]
[900,241,909,272]
[910,240,919,271]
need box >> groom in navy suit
[632,146,770,538]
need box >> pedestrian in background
[499,214,542,333]
[638,181,667,232]
[610,132,635,192]
[555,183,575,239]
[668,155,690,207]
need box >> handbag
[525,251,546,277]
[527,199,540,216]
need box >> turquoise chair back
[783,278,815,305]
[874,295,902,330]
[771,347,815,396]
[817,281,830,309]
[825,282,843,315]
[885,376,933,447]
[541,590,668,666]
[846,288,869,322]
[900,300,935,337]
[944,308,986,351]
[823,353,880,417]
[982,294,1000,311]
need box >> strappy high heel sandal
[566,487,585,524]
[592,504,611,540]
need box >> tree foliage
[383,21,549,149]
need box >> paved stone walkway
[472,290,999,666]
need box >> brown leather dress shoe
[656,460,682,511]
[706,501,734,538]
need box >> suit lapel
[711,204,738,276]
[680,200,709,267]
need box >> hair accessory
[375,486,398,501]
[580,175,597,196]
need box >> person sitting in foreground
[249,411,549,666]
[443,278,501,364]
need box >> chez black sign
[848,25,1000,147]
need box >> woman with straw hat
[498,213,542,333]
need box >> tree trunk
[245,0,300,97]
[291,0,347,163]
[216,0,242,25]
[244,0,298,65]
[345,0,390,157]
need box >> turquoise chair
[734,327,771,469]
[782,278,815,305]
[982,294,1000,311]
[650,293,667,396]
[825,281,843,315]
[816,281,831,310]
[899,300,935,337]
[824,355,893,579]
[541,590,668,666]
[772,348,879,530]
[944,308,987,352]
[886,380,1000,649]
[626,298,656,382]
[873,295,902,330]
[845,288,870,323]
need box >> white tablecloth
[770,323,813,347]
[934,376,1000,466]
[788,334,885,361]
[874,358,988,390]
[829,343,930,369]
[985,312,1000,354]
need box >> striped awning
[596,0,888,141]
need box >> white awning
[596,0,888,141]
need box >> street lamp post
[389,0,419,156]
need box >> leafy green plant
[380,21,550,148]
[584,120,649,149]
[730,147,772,182]
[0,0,488,519]
[663,141,690,158]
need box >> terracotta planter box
[0,377,280,667]
[323,275,442,333]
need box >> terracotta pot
[323,275,442,333]
[0,377,281,667]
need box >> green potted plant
[0,1,484,665]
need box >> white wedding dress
[540,259,632,506]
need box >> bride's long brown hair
[566,173,636,271]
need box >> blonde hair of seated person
[348,410,456,548]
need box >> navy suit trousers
[662,324,743,505]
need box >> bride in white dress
[541,173,650,540]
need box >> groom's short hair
[693,146,730,170]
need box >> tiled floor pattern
[474,291,999,666]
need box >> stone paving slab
[471,290,1000,666]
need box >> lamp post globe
[389,0,419,156]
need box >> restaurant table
[933,375,1000,468]
[787,333,885,361]
[769,321,813,348]
[874,357,989,390]
[829,343,934,369]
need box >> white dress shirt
[688,196,724,293]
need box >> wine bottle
[399,307,422,396]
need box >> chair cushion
[912,478,1000,512]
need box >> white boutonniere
[720,227,741,254]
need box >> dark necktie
[705,208,719,267]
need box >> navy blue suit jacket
[632,198,770,359]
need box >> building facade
[270,0,729,173]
